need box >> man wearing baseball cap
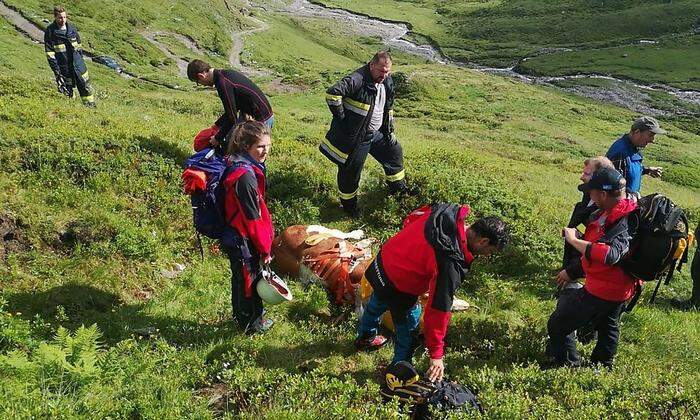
[547,168,638,369]
[606,116,666,196]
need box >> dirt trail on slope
[139,3,303,92]
[141,31,190,78]
[229,13,272,78]
[0,1,43,41]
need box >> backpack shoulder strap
[225,161,255,185]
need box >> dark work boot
[388,180,420,197]
[340,197,359,217]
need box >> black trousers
[224,246,263,332]
[547,288,626,367]
[554,287,597,344]
[338,131,404,204]
[691,247,700,304]
[63,67,95,104]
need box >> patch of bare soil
[0,214,30,260]
[194,383,250,416]
[266,77,308,93]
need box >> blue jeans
[235,114,274,129]
[358,292,422,363]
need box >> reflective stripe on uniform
[388,109,394,117]
[339,188,358,200]
[46,51,56,58]
[320,139,347,163]
[54,44,67,52]
[81,94,95,103]
[81,71,89,81]
[386,170,405,182]
[326,93,342,106]
[71,41,82,49]
[343,97,370,116]
[344,97,370,110]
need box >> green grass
[1,2,700,418]
[2,0,249,86]
[245,14,424,85]
[518,35,700,90]
[316,0,700,89]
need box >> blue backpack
[184,148,231,243]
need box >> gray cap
[631,116,666,135]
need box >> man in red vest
[547,168,637,369]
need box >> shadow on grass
[255,341,352,370]
[137,134,191,164]
[266,166,418,231]
[3,283,238,346]
[253,341,381,386]
[446,315,547,371]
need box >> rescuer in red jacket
[547,168,638,369]
[221,121,275,334]
[356,204,510,382]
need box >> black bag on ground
[380,362,484,419]
[621,194,691,308]
[420,380,484,417]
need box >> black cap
[579,168,625,192]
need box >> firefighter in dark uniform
[44,6,96,107]
[321,51,415,216]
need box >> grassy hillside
[517,35,700,90]
[1,0,249,86]
[317,0,700,89]
[1,1,700,418]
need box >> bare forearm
[566,236,590,255]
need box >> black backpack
[380,362,484,418]
[622,193,691,309]
[415,380,484,418]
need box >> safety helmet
[256,266,293,305]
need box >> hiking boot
[354,334,388,352]
[246,317,274,334]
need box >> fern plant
[0,324,103,393]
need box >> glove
[55,74,70,97]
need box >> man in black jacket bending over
[321,51,416,216]
[188,59,274,152]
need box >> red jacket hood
[603,198,637,226]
